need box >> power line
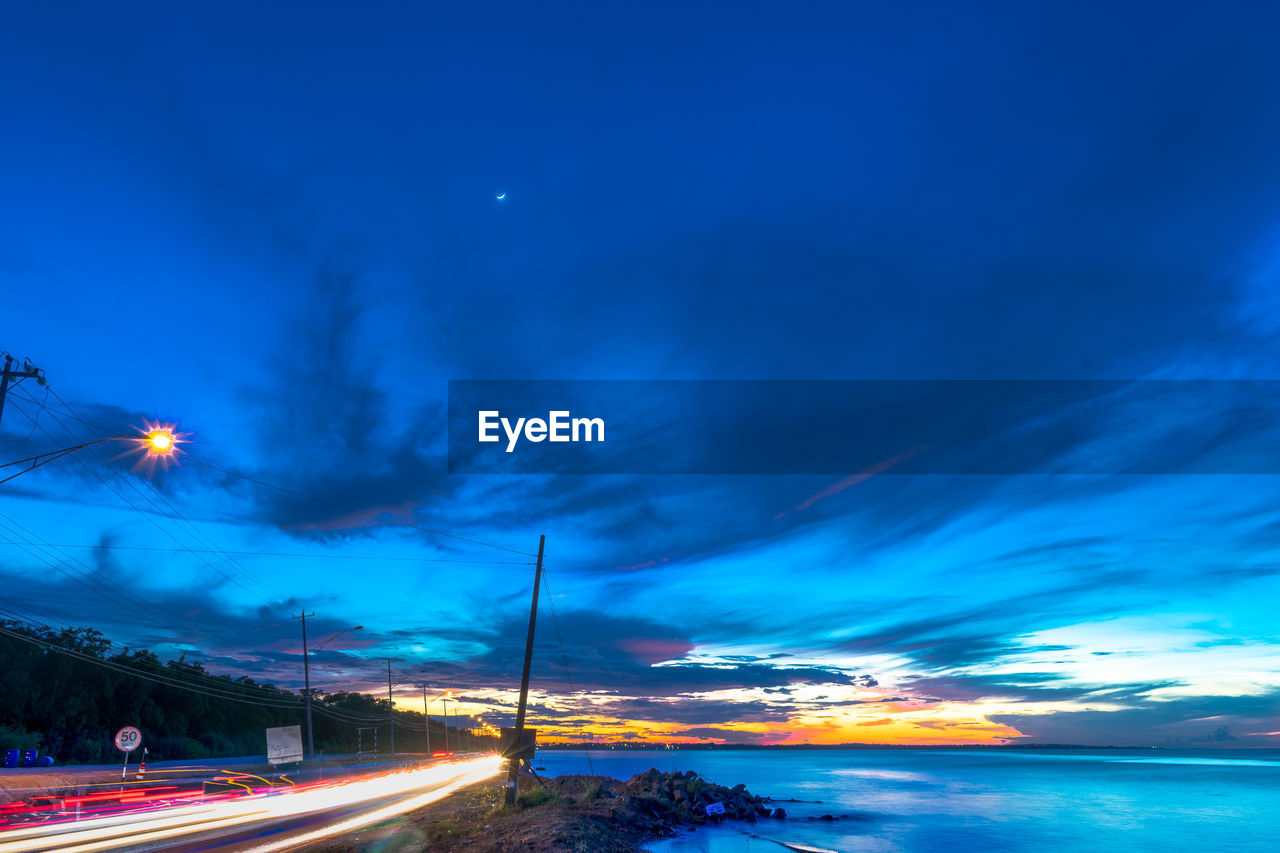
[0,596,226,671]
[0,623,307,710]
[3,384,539,725]
[0,603,256,708]
[0,608,319,704]
[0,607,391,711]
[37,386,296,606]
[2,400,286,637]
[0,511,196,633]
[0,384,47,444]
[186,457,538,557]
[0,603,122,645]
[1,415,389,711]
[0,618,466,735]
[313,705,406,726]
[0,541,531,565]
[0,351,45,429]
[8,393,293,610]
[0,608,474,732]
[19,383,537,573]
[541,564,593,773]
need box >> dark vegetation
[0,620,495,763]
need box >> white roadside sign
[266,724,304,765]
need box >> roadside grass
[489,782,562,816]
[423,817,469,844]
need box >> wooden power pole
[0,352,45,428]
[293,611,316,761]
[504,534,545,806]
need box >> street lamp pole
[1,427,178,485]
[386,659,395,758]
[293,611,316,760]
[424,692,450,755]
[294,618,362,762]
[422,691,454,755]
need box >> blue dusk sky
[2,2,1279,745]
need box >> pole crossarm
[0,352,47,428]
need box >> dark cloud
[835,572,1154,672]
[406,608,862,698]
[237,271,451,538]
[991,690,1280,747]
[994,538,1112,564]
[0,397,194,498]
[1193,725,1238,743]
[5,2,1280,749]
[899,673,1183,706]
[0,557,392,694]
[601,698,792,726]
[673,727,780,745]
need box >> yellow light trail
[0,756,501,853]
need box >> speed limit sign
[114,726,142,753]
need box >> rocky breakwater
[620,768,785,829]
[308,770,788,852]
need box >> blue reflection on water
[531,748,1280,852]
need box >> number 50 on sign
[115,726,142,753]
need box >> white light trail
[0,756,501,853]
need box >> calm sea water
[531,748,1279,853]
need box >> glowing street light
[0,421,184,485]
[145,429,175,453]
[131,420,184,472]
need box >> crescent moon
[496,193,506,200]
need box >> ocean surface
[531,748,1279,853]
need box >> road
[0,754,439,806]
[0,755,501,853]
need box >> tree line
[0,620,496,764]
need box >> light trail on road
[0,756,501,853]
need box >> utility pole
[293,611,316,761]
[421,685,431,755]
[505,534,545,806]
[0,352,46,428]
[386,659,395,758]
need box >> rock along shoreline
[314,768,791,853]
